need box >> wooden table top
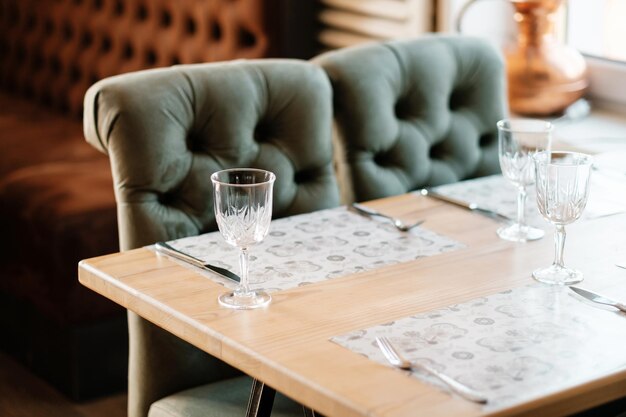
[78,193,626,417]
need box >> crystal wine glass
[211,168,275,309]
[497,119,553,242]
[532,151,593,285]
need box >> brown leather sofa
[0,0,285,400]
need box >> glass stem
[238,248,250,295]
[553,224,566,269]
[516,186,527,228]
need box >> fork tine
[375,336,488,404]
[376,337,400,363]
[377,337,391,353]
[376,338,389,356]
[376,337,389,353]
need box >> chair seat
[148,376,302,417]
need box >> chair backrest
[314,35,507,202]
[84,59,339,250]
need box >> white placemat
[331,284,626,410]
[426,173,626,226]
[162,206,464,291]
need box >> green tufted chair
[314,35,507,202]
[83,60,339,417]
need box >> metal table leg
[245,377,323,417]
[246,378,276,417]
[302,407,323,417]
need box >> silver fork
[375,337,488,404]
[350,203,424,232]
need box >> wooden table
[78,193,626,417]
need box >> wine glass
[211,168,275,309]
[532,151,593,285]
[497,119,553,242]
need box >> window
[568,0,626,62]
[567,0,626,105]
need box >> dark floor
[0,352,126,417]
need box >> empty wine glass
[497,119,553,242]
[211,168,275,309]
[532,151,593,285]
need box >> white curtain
[317,0,516,51]
[317,0,435,50]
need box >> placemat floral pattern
[161,206,464,291]
[427,174,626,225]
[331,284,626,410]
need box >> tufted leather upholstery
[83,59,338,417]
[0,0,280,400]
[314,35,507,202]
[0,0,276,320]
[0,0,269,115]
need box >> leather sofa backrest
[0,0,269,115]
[314,35,507,202]
[83,59,339,250]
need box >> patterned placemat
[426,173,626,226]
[160,206,464,291]
[331,284,626,410]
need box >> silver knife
[570,286,626,312]
[420,189,513,223]
[155,241,240,283]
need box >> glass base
[497,223,544,242]
[533,265,583,285]
[218,290,271,309]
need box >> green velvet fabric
[314,35,507,201]
[84,60,339,250]
[148,376,302,417]
[83,60,338,417]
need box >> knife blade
[420,189,513,224]
[155,241,240,283]
[569,286,626,312]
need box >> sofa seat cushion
[0,158,121,325]
[0,93,103,176]
[148,376,302,417]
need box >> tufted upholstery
[0,0,268,115]
[83,59,338,417]
[84,59,339,249]
[0,0,279,399]
[314,35,507,202]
